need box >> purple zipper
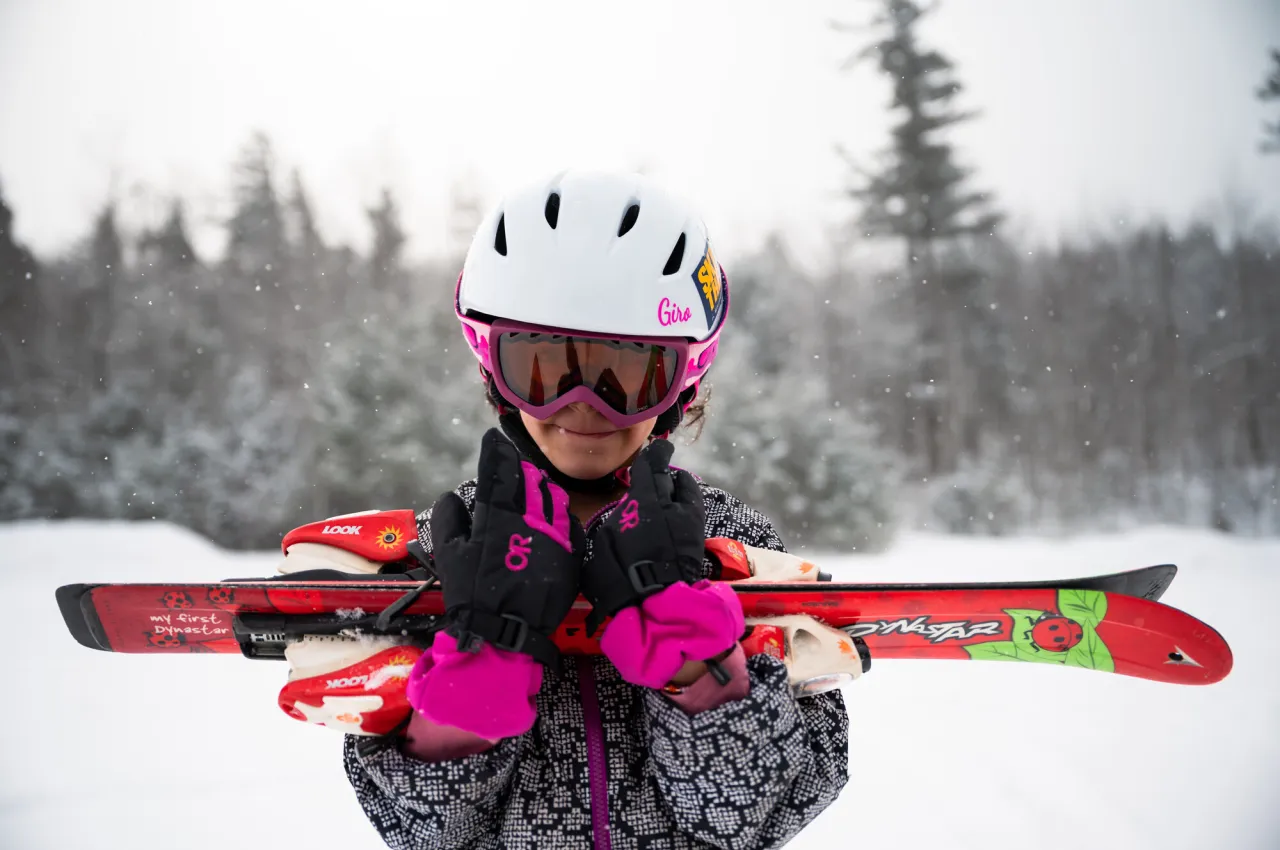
[583,498,622,532]
[577,657,612,850]
[575,494,630,848]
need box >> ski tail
[57,583,107,651]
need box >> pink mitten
[410,430,586,740]
[598,579,744,689]
[405,630,543,740]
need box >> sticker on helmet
[692,241,724,327]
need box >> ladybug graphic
[161,590,195,610]
[1031,615,1084,653]
[147,631,187,648]
[206,587,236,606]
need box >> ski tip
[55,584,110,651]
[1141,564,1178,601]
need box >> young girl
[277,171,851,849]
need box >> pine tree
[0,179,38,286]
[85,203,125,389]
[846,0,1001,246]
[679,243,901,551]
[1258,48,1280,153]
[138,201,198,271]
[0,180,40,515]
[131,199,220,401]
[222,133,301,389]
[0,179,40,386]
[309,265,489,519]
[225,133,289,284]
[681,347,900,553]
[289,169,325,265]
[286,169,344,345]
[368,188,407,295]
[840,0,1002,476]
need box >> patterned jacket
[342,478,850,849]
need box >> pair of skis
[56,536,1232,688]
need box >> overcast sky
[0,0,1277,266]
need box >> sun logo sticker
[387,651,417,674]
[691,240,724,328]
[376,525,403,553]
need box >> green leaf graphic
[1003,606,1044,640]
[1005,609,1044,651]
[1005,609,1046,627]
[1065,627,1115,672]
[1058,589,1107,629]
[966,641,1066,665]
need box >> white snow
[1,520,1276,848]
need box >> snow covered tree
[368,188,407,295]
[308,266,490,519]
[679,252,901,552]
[220,134,304,389]
[723,235,821,374]
[224,133,289,287]
[0,179,40,387]
[288,170,325,268]
[86,203,125,389]
[283,168,351,379]
[111,362,310,546]
[1258,48,1280,153]
[0,180,37,285]
[138,201,198,271]
[128,203,223,402]
[924,434,1034,535]
[684,361,899,552]
[840,0,1003,477]
[286,169,341,314]
[844,0,1001,246]
[0,386,32,518]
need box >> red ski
[56,540,1230,687]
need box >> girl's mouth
[557,426,616,440]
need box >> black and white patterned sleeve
[342,733,519,849]
[412,479,479,558]
[645,486,851,850]
[340,480,518,850]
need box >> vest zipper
[577,657,612,850]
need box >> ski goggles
[459,316,721,429]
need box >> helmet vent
[662,233,686,275]
[544,193,561,229]
[617,203,640,237]
[494,214,508,256]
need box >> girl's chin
[542,444,623,479]
[538,431,626,479]
[548,457,619,480]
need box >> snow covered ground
[1,521,1276,849]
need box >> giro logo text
[322,525,363,535]
[657,297,693,327]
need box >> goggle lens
[496,332,680,417]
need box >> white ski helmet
[455,169,729,422]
